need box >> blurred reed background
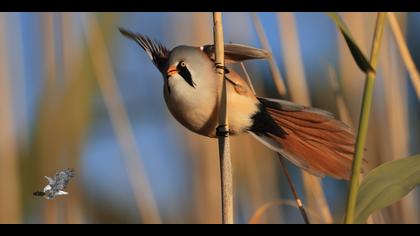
[0,12,418,224]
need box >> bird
[119,27,360,180]
[33,169,75,200]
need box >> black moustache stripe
[178,66,196,88]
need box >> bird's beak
[166,66,178,78]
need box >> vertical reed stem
[344,12,386,224]
[81,13,161,224]
[240,62,256,95]
[0,13,22,224]
[251,13,287,97]
[387,12,420,100]
[213,12,233,224]
[277,12,332,224]
[277,154,310,224]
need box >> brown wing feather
[254,98,365,180]
[201,44,270,64]
[224,69,254,96]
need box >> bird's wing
[44,176,55,185]
[54,169,75,190]
[223,69,255,97]
[201,44,270,64]
[119,27,169,73]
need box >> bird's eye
[176,60,195,88]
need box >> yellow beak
[166,66,178,77]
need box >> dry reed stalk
[64,12,120,224]
[9,13,29,149]
[230,13,283,224]
[327,66,355,130]
[36,12,89,223]
[229,132,284,224]
[277,155,310,224]
[249,199,322,224]
[188,12,221,223]
[81,12,161,224]
[376,20,416,223]
[277,12,332,224]
[43,12,58,86]
[387,12,420,100]
[58,12,85,224]
[58,16,69,225]
[250,12,313,224]
[60,12,77,84]
[213,12,234,224]
[251,13,287,97]
[337,12,412,224]
[30,11,95,224]
[276,13,310,102]
[0,13,22,224]
[240,62,256,95]
[39,12,60,224]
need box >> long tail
[249,97,363,180]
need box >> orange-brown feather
[258,99,365,180]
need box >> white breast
[163,73,219,136]
[163,71,259,138]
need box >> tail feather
[251,97,364,180]
[272,111,355,146]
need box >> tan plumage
[258,100,357,179]
[120,28,363,180]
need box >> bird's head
[119,28,218,95]
[165,45,218,94]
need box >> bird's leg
[216,125,229,137]
[214,62,230,74]
[215,62,225,70]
